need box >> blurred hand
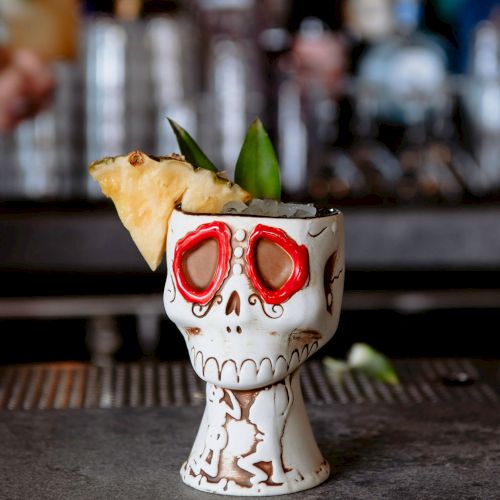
[0,47,55,131]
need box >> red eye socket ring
[245,224,309,305]
[173,222,231,304]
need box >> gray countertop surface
[1,402,499,500]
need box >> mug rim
[175,205,341,220]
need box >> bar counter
[1,360,499,499]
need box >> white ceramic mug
[165,207,344,495]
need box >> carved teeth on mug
[203,357,219,381]
[274,356,288,379]
[288,350,301,372]
[220,359,239,383]
[257,357,273,384]
[309,341,319,357]
[191,343,319,384]
[300,345,309,362]
[194,350,204,376]
[239,358,258,385]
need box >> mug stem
[181,368,330,495]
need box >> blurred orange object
[1,0,79,61]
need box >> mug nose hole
[225,291,241,316]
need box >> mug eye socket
[253,239,293,290]
[173,222,231,304]
[181,238,219,291]
[246,224,309,305]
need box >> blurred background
[1,0,500,367]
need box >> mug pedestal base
[180,369,330,496]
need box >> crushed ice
[222,199,317,218]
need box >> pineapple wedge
[89,151,251,271]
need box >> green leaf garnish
[168,118,218,173]
[347,343,400,385]
[235,118,281,200]
[323,356,349,383]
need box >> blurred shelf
[2,203,500,273]
[3,288,500,319]
[345,205,500,269]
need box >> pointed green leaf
[235,118,281,200]
[168,118,218,172]
[347,343,400,385]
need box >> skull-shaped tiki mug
[164,207,344,496]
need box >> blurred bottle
[357,0,448,127]
[464,18,500,190]
[342,0,394,74]
[84,17,127,198]
[0,0,81,200]
[348,77,402,200]
[0,131,17,199]
[85,2,198,197]
[147,13,199,157]
[276,17,346,199]
[10,62,82,200]
[344,0,394,43]
[114,0,142,19]
[395,104,469,204]
[196,0,264,179]
[352,0,467,202]
[309,147,369,202]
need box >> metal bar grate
[0,359,498,410]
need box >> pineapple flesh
[89,151,251,271]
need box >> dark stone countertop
[1,403,499,500]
